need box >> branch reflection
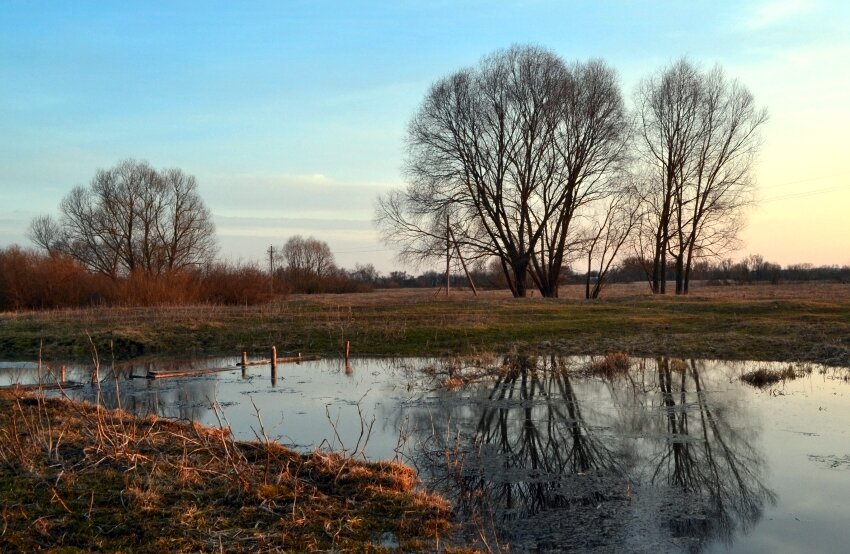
[409,355,775,552]
[650,358,776,548]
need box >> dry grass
[294,281,850,304]
[0,389,464,552]
[585,352,632,377]
[2,282,849,367]
[740,364,812,388]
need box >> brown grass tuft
[740,365,810,388]
[0,389,459,552]
[586,352,632,377]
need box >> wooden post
[345,340,350,362]
[241,351,248,377]
[270,346,278,385]
[60,365,66,383]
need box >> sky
[1,0,849,272]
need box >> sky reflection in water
[2,355,849,553]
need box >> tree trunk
[540,272,559,298]
[512,258,529,298]
[683,239,696,294]
[674,253,684,295]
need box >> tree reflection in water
[412,355,631,550]
[408,355,776,552]
[650,358,776,549]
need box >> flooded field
[2,355,849,553]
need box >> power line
[332,247,394,254]
[760,172,849,190]
[762,184,850,203]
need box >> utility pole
[268,244,275,293]
[449,227,477,296]
[445,214,451,296]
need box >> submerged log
[146,367,236,380]
[0,381,84,392]
[277,354,321,364]
[238,355,321,366]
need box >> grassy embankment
[1,283,848,366]
[0,390,458,552]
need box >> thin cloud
[743,0,817,30]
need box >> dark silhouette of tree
[636,60,767,294]
[377,45,629,297]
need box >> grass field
[1,282,849,366]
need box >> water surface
[2,355,848,553]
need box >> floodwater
[2,355,849,553]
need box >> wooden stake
[60,365,66,383]
[271,346,278,385]
[345,340,350,362]
[241,351,248,377]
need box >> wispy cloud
[743,0,817,30]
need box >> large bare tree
[637,60,767,294]
[377,45,628,297]
[29,159,216,278]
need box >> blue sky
[2,1,849,270]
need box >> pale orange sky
[733,35,850,267]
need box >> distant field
[1,282,848,366]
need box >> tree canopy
[29,159,217,278]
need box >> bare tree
[26,215,64,256]
[378,46,628,297]
[637,60,766,294]
[581,183,642,298]
[157,168,217,272]
[30,159,217,278]
[636,60,703,294]
[532,59,630,297]
[276,235,336,293]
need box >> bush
[0,246,276,310]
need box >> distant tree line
[578,254,850,288]
[377,45,768,298]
